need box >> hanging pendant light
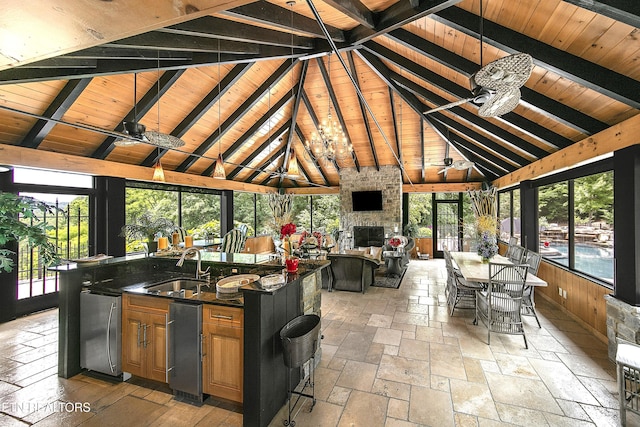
[152,147,165,181]
[152,160,165,181]
[286,151,300,176]
[213,38,226,179]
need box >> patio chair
[476,263,529,348]
[219,228,247,253]
[444,250,478,316]
[508,245,526,263]
[522,250,543,327]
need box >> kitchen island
[53,251,328,427]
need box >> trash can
[280,314,321,368]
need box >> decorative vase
[146,240,158,254]
[482,256,490,263]
[285,257,299,273]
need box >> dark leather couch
[322,253,380,293]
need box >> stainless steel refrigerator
[80,291,122,377]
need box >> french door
[433,196,462,258]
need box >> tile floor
[0,259,632,426]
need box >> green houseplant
[120,213,175,252]
[0,191,60,273]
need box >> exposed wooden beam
[562,0,640,29]
[420,120,426,183]
[283,186,340,195]
[21,78,92,149]
[220,2,345,42]
[161,16,315,49]
[347,52,379,170]
[92,69,185,159]
[348,0,463,45]
[321,0,376,29]
[106,32,259,54]
[433,7,640,109]
[0,143,275,193]
[492,114,640,188]
[0,0,257,71]
[389,89,403,165]
[280,60,308,186]
[403,182,482,193]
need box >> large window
[311,195,340,233]
[233,192,256,236]
[408,193,433,237]
[536,166,613,284]
[498,188,521,243]
[125,183,221,252]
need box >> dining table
[450,252,548,287]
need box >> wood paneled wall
[499,241,609,341]
[414,238,433,259]
[535,261,611,341]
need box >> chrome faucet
[176,247,211,293]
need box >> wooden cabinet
[122,294,169,383]
[202,305,243,402]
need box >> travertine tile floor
[0,259,633,426]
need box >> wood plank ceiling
[0,0,638,190]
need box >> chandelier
[304,54,353,165]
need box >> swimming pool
[542,242,613,282]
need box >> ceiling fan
[424,0,533,118]
[430,157,475,174]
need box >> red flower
[280,223,296,238]
[298,231,310,246]
[389,237,402,248]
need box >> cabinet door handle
[212,314,233,320]
[165,313,172,383]
[142,324,148,348]
[136,323,141,348]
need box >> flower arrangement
[389,237,402,248]
[312,231,323,247]
[280,222,299,272]
[477,231,499,261]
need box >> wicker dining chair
[444,250,479,316]
[508,245,526,263]
[476,263,529,348]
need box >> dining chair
[219,228,247,253]
[508,245,526,263]
[475,263,529,348]
[444,250,478,316]
[522,250,543,327]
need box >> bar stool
[617,338,640,426]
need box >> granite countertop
[68,253,329,308]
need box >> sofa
[322,253,381,293]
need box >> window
[498,188,521,243]
[311,195,340,233]
[291,195,310,231]
[535,165,613,284]
[408,193,432,237]
[125,183,221,252]
[255,194,273,236]
[233,192,255,236]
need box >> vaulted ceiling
[0,0,638,191]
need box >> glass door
[434,195,462,258]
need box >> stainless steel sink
[144,278,208,297]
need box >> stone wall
[605,294,640,361]
[339,166,402,237]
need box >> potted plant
[120,213,175,253]
[0,191,60,273]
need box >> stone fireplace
[339,166,402,240]
[605,295,640,360]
